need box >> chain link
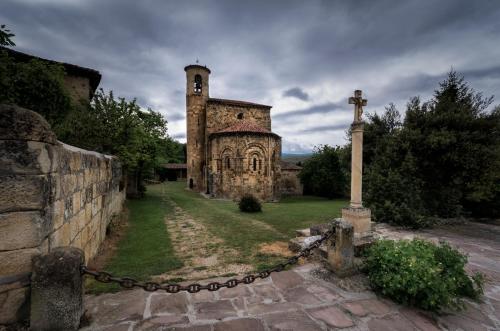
[81,227,335,294]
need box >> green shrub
[238,195,262,213]
[363,239,483,312]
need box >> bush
[238,195,262,213]
[363,239,483,312]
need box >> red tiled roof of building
[208,98,272,109]
[281,160,302,170]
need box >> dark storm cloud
[298,123,349,134]
[171,133,186,140]
[167,113,185,122]
[1,0,499,152]
[283,87,309,101]
[273,102,345,119]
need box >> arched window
[253,158,257,171]
[237,113,243,120]
[226,157,231,169]
[194,74,202,93]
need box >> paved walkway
[82,222,500,330]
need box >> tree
[0,51,72,127]
[299,145,348,199]
[0,24,15,46]
[364,71,500,226]
[404,71,498,217]
[60,89,170,197]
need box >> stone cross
[348,90,367,122]
[341,90,371,237]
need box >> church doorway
[189,178,194,189]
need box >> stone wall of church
[205,103,271,137]
[0,104,125,324]
[208,133,281,201]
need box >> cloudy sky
[2,0,500,153]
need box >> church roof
[211,120,280,138]
[280,160,302,170]
[208,98,272,109]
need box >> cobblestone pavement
[82,222,500,330]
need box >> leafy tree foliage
[0,24,15,46]
[0,50,72,126]
[363,239,483,312]
[299,145,348,199]
[364,71,500,225]
[59,89,181,197]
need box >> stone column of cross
[341,90,372,237]
[348,90,367,208]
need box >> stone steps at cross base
[290,222,375,259]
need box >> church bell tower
[184,64,210,190]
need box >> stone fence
[0,104,125,325]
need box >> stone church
[185,64,300,201]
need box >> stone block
[0,286,29,324]
[69,216,80,242]
[50,222,71,248]
[150,292,189,315]
[214,318,265,331]
[0,140,58,175]
[341,207,371,235]
[0,272,31,294]
[0,104,57,143]
[283,286,322,305]
[310,223,331,236]
[0,174,50,213]
[61,174,77,196]
[327,219,356,277]
[69,152,82,172]
[31,247,84,331]
[270,270,304,290]
[0,247,46,276]
[261,310,322,331]
[307,306,354,328]
[288,235,321,252]
[0,211,48,250]
[73,191,81,214]
[367,314,417,331]
[50,200,64,232]
[194,300,237,320]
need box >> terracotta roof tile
[281,160,302,170]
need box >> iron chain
[81,227,335,293]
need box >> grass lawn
[86,185,182,293]
[164,181,347,269]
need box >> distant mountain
[282,153,312,164]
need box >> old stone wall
[208,133,281,201]
[280,169,303,196]
[205,102,271,137]
[64,75,91,103]
[0,104,125,325]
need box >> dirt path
[151,187,253,282]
